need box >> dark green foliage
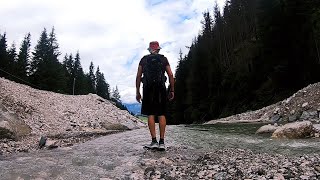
[95,66,110,100]
[173,0,320,124]
[72,51,88,95]
[0,33,9,78]
[87,61,96,93]
[29,28,66,92]
[16,33,31,82]
[62,53,74,94]
[7,43,17,79]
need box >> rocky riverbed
[1,126,320,180]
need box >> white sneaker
[158,143,165,151]
[145,141,158,149]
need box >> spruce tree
[62,53,74,94]
[30,27,66,92]
[95,66,110,99]
[0,33,9,78]
[72,51,87,94]
[7,43,17,79]
[87,61,96,93]
[16,33,31,82]
[111,86,121,102]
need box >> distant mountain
[124,103,141,115]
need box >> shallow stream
[0,123,319,179]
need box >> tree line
[0,27,126,110]
[168,0,320,124]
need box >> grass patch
[137,116,148,123]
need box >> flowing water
[175,123,320,155]
[0,123,319,179]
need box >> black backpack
[142,54,166,87]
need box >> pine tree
[16,33,31,82]
[111,86,121,102]
[87,61,96,93]
[0,33,9,78]
[72,51,87,94]
[62,53,74,94]
[7,43,17,79]
[30,27,66,92]
[95,66,110,99]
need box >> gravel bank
[140,147,320,180]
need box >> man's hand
[168,91,174,101]
[136,92,142,103]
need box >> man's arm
[165,65,175,100]
[136,65,143,103]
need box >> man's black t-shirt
[139,54,170,116]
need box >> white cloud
[0,0,226,103]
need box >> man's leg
[148,115,156,139]
[146,115,158,149]
[158,115,166,150]
[158,115,166,140]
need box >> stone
[101,123,129,130]
[0,104,31,139]
[288,111,301,122]
[302,102,309,108]
[270,115,281,122]
[313,124,320,133]
[256,124,278,134]
[0,121,15,139]
[46,139,59,149]
[274,173,285,180]
[38,136,47,149]
[272,121,314,139]
[213,172,226,180]
[300,111,318,120]
[144,167,155,177]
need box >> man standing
[136,41,174,151]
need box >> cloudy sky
[0,0,225,103]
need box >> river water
[0,123,319,179]
[178,123,320,156]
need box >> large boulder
[256,124,279,134]
[272,121,314,139]
[101,122,130,130]
[0,104,31,139]
[0,120,14,139]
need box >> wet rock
[272,121,314,138]
[256,124,278,134]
